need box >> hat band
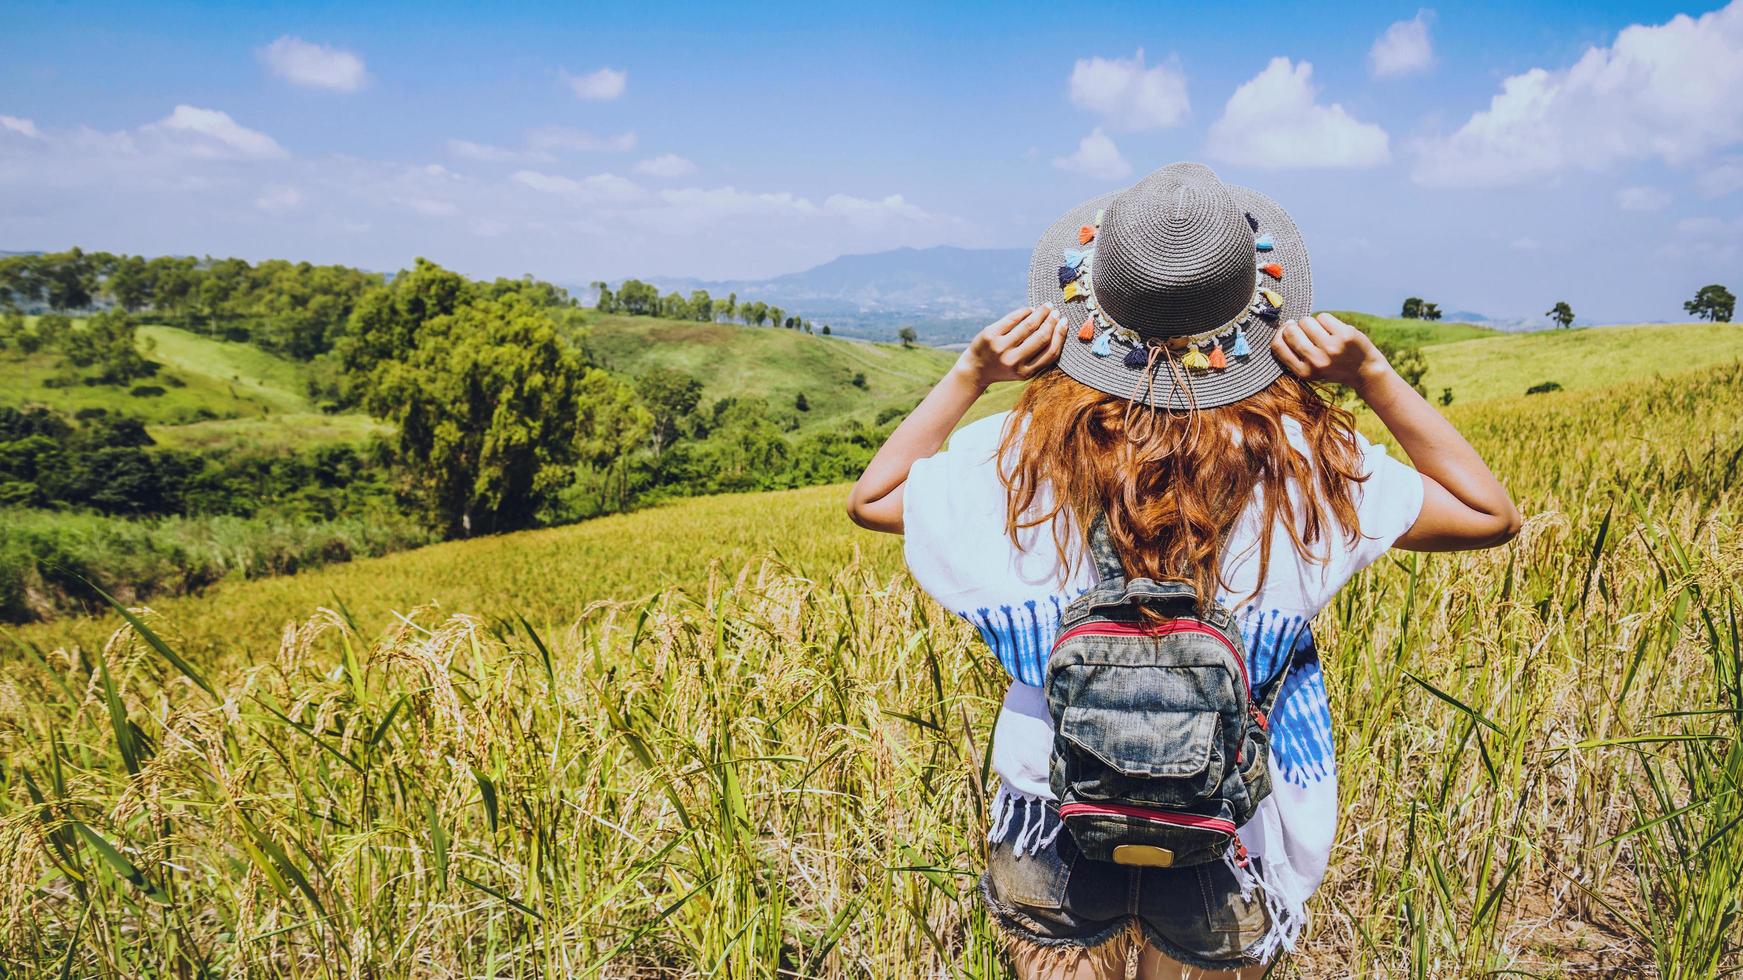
[1060,209,1284,371]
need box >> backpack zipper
[1058,801,1238,836]
[1052,620,1252,699]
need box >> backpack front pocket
[1055,704,1225,805]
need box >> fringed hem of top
[987,781,1307,963]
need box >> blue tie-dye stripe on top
[955,599,1336,786]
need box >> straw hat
[1027,162,1310,409]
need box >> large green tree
[1546,301,1575,329]
[364,288,587,537]
[1684,284,1735,323]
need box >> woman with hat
[848,163,1520,977]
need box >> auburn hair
[998,368,1367,607]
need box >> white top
[901,409,1423,956]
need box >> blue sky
[3,0,1741,322]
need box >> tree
[898,326,918,348]
[61,309,152,383]
[1546,301,1575,329]
[1684,284,1735,323]
[687,290,713,322]
[591,280,617,313]
[820,324,831,336]
[768,306,785,331]
[573,368,653,510]
[339,258,470,399]
[1400,297,1424,319]
[106,255,154,312]
[364,287,585,537]
[41,248,96,310]
[1420,302,1442,321]
[635,368,704,472]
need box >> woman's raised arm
[1271,312,1522,552]
[846,305,1065,533]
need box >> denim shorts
[981,799,1273,970]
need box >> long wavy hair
[997,369,1367,606]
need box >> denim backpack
[1045,517,1291,869]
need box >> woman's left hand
[953,305,1067,388]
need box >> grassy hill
[7,352,1740,974]
[579,312,958,429]
[1,319,382,449]
[1422,321,1743,402]
[1328,310,1497,347]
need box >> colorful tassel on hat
[1058,265,1082,287]
[1062,247,1092,268]
[1123,344,1150,369]
[1245,212,1259,232]
[1091,330,1112,356]
[1259,288,1284,308]
[1231,326,1252,357]
[1063,280,1085,302]
[1207,343,1228,370]
[1260,262,1283,280]
[1181,347,1211,370]
[1255,234,1275,252]
[1078,225,1096,245]
[1077,318,1096,342]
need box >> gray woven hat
[1028,162,1310,410]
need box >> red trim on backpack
[1058,801,1238,836]
[1052,619,1250,697]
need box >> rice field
[2,360,1741,976]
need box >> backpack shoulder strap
[1086,513,1124,585]
[1257,641,1297,717]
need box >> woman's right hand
[954,305,1066,388]
[1270,313,1394,395]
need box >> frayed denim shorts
[981,798,1273,970]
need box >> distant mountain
[610,245,1030,344]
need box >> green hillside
[1328,310,1497,347]
[1422,321,1743,402]
[580,313,958,429]
[8,325,1743,974]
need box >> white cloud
[447,139,530,163]
[1413,2,1743,188]
[254,184,302,213]
[144,105,286,159]
[257,36,367,92]
[511,169,643,205]
[563,67,627,101]
[526,126,636,153]
[1206,58,1390,169]
[1616,185,1670,211]
[1053,128,1131,180]
[447,128,635,164]
[633,153,697,178]
[820,193,931,226]
[1068,50,1190,130]
[1370,11,1434,78]
[1,115,43,139]
[1700,157,1743,196]
[636,186,934,233]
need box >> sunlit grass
[1,363,1740,975]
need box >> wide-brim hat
[1027,162,1310,410]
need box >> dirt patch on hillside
[645,322,734,345]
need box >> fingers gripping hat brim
[1026,183,1311,410]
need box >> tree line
[591,279,832,334]
[2,251,893,548]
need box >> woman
[847,164,1520,978]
